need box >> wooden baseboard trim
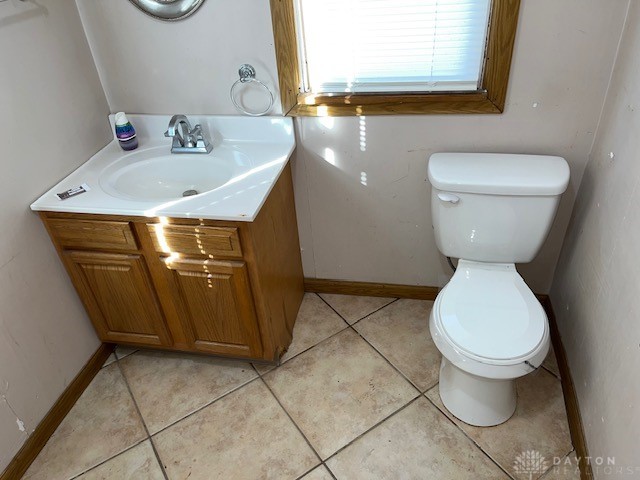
[305,278,591,479]
[304,278,440,300]
[0,343,115,480]
[541,297,593,480]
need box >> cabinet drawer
[148,224,242,258]
[47,218,138,252]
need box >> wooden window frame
[270,0,520,116]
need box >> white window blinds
[296,0,492,94]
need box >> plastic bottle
[114,112,138,151]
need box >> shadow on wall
[0,0,48,28]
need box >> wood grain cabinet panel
[48,219,138,251]
[147,224,242,258]
[64,251,172,346]
[165,258,262,357]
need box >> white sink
[99,145,245,201]
[30,114,295,221]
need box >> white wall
[551,2,639,473]
[0,0,111,471]
[76,0,281,115]
[76,0,629,293]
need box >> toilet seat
[433,260,547,367]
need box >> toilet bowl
[427,152,570,427]
[429,260,549,426]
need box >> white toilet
[427,152,570,427]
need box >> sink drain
[182,189,198,197]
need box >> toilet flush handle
[437,192,460,204]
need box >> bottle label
[116,122,136,140]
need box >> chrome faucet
[164,114,213,154]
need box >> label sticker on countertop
[56,183,90,201]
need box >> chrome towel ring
[230,64,274,117]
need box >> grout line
[67,358,151,480]
[324,462,339,480]
[254,322,352,375]
[423,389,516,480]
[316,292,399,327]
[67,438,148,480]
[260,294,402,377]
[348,325,422,395]
[258,327,423,468]
[259,377,324,464]
[250,362,262,377]
[294,463,338,480]
[317,294,440,394]
[315,295,425,391]
[314,292,352,327]
[348,297,401,327]
[113,349,139,362]
[149,375,263,437]
[322,394,423,464]
[147,436,169,480]
[114,361,170,480]
[314,295,429,393]
[540,364,561,380]
[256,302,419,396]
[293,465,320,480]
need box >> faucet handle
[192,124,213,153]
[192,124,203,138]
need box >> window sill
[270,0,520,118]
[287,92,503,116]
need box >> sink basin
[100,145,245,201]
[31,114,295,221]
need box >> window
[270,0,520,116]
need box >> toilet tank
[428,153,570,263]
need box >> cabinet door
[65,251,172,346]
[165,258,262,358]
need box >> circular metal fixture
[128,0,206,21]
[230,64,275,117]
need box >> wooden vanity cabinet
[63,251,173,347]
[163,258,263,358]
[39,164,303,362]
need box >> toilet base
[438,357,517,427]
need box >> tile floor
[24,294,578,480]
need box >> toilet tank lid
[428,153,570,196]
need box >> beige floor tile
[301,465,334,480]
[354,299,440,391]
[426,368,573,480]
[263,329,417,459]
[153,379,319,480]
[543,344,561,378]
[542,452,581,479]
[119,350,257,434]
[76,441,164,480]
[255,293,348,375]
[102,353,116,367]
[114,345,138,360]
[24,365,147,480]
[326,397,510,480]
[318,293,396,324]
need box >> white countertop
[31,114,295,222]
